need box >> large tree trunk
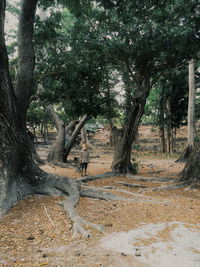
[177,60,195,162]
[15,0,43,165]
[15,0,37,125]
[111,77,150,174]
[0,0,38,215]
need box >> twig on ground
[43,205,56,227]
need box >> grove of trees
[0,0,199,235]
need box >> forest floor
[0,126,200,267]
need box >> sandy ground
[0,127,200,267]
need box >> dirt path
[0,129,200,266]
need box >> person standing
[79,144,90,176]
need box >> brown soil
[0,126,200,267]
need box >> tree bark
[46,105,66,162]
[159,127,166,153]
[81,125,88,145]
[177,60,195,162]
[15,0,38,125]
[15,0,43,164]
[111,76,150,174]
[166,97,172,154]
[64,115,89,161]
[0,0,38,215]
[180,142,200,183]
[187,59,195,147]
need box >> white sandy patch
[100,221,200,267]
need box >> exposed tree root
[139,181,191,192]
[126,174,178,183]
[1,169,172,238]
[46,171,166,237]
[77,172,115,182]
[29,172,103,238]
[182,182,200,191]
[82,185,164,202]
[116,181,147,189]
[80,185,166,205]
[59,198,104,238]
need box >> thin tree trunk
[44,122,49,142]
[158,86,166,153]
[81,125,88,145]
[64,115,89,161]
[188,59,195,145]
[166,97,172,154]
[33,127,38,146]
[109,120,114,147]
[159,127,166,153]
[172,128,176,152]
[177,60,195,162]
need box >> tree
[177,59,196,162]
[32,7,115,163]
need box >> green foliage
[8,0,200,130]
[194,135,200,144]
[143,66,188,129]
[34,5,119,120]
[63,0,199,130]
[6,1,20,16]
[27,101,50,128]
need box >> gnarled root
[126,174,178,183]
[11,170,170,238]
[116,181,147,189]
[77,172,115,182]
[59,197,104,238]
[33,172,105,238]
[80,185,166,205]
[139,181,191,192]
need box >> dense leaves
[144,66,188,129]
